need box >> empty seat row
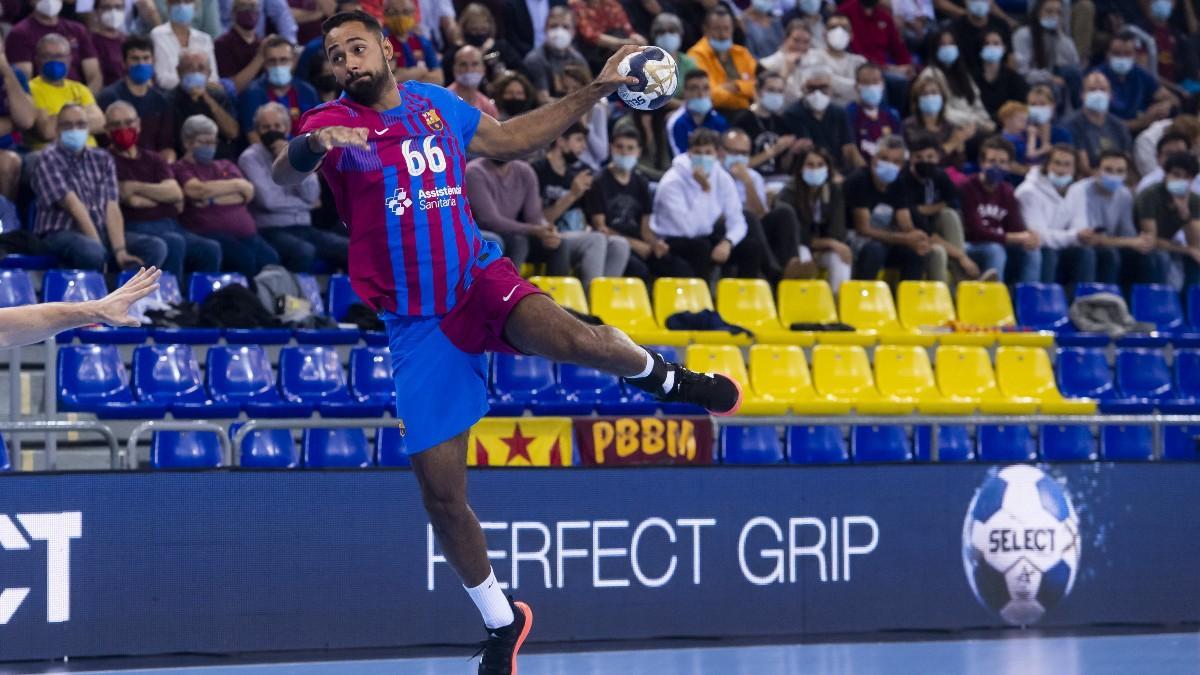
[1057,347,1200,414]
[151,425,408,469]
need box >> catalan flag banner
[574,416,713,466]
[467,417,573,467]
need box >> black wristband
[287,132,326,173]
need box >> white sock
[631,349,655,378]
[662,368,675,394]
[465,569,514,629]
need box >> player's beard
[343,56,391,106]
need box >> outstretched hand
[91,266,161,327]
[592,45,647,97]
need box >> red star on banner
[474,437,489,466]
[548,438,562,466]
[501,424,534,464]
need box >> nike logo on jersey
[502,284,519,302]
[374,128,388,135]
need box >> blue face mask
[980,44,1004,64]
[1084,90,1110,113]
[708,37,733,52]
[181,71,207,92]
[1048,171,1073,190]
[1028,105,1052,125]
[128,62,154,85]
[655,32,681,53]
[59,128,88,152]
[687,96,713,116]
[802,166,828,187]
[1108,56,1134,76]
[984,166,1007,185]
[760,91,785,113]
[859,83,884,107]
[169,2,194,24]
[41,60,67,82]
[799,0,821,14]
[1151,0,1173,20]
[1167,178,1191,197]
[266,65,292,87]
[966,0,989,17]
[723,154,749,170]
[918,93,943,115]
[192,144,216,163]
[1039,16,1058,30]
[936,44,959,65]
[612,153,638,172]
[1099,173,1124,192]
[691,154,716,176]
[874,160,900,184]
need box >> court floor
[42,631,1200,675]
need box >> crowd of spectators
[1,0,1200,295]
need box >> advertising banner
[466,417,572,466]
[574,416,713,466]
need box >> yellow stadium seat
[956,282,1053,347]
[896,281,995,346]
[748,344,851,415]
[839,281,932,345]
[811,345,914,414]
[716,279,814,346]
[995,347,1097,414]
[873,345,977,414]
[934,345,1039,414]
[529,276,588,314]
[655,278,748,345]
[589,277,688,346]
[686,345,786,415]
[777,280,875,346]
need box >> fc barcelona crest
[421,109,445,132]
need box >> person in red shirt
[90,0,129,86]
[837,0,914,111]
[5,0,103,94]
[568,0,644,73]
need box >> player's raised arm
[272,125,370,185]
[0,267,160,348]
[468,46,643,160]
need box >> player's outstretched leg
[410,433,532,674]
[503,294,742,415]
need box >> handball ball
[617,47,679,111]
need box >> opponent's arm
[467,46,642,160]
[0,267,160,348]
[272,126,369,186]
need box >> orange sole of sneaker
[711,376,743,417]
[511,601,533,674]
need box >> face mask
[266,65,292,87]
[128,62,154,84]
[980,44,1004,64]
[1099,173,1124,192]
[314,73,337,92]
[691,154,716,176]
[1167,178,1191,196]
[914,161,936,179]
[100,9,125,29]
[967,0,989,17]
[260,130,287,148]
[799,0,821,14]
[1084,90,1110,113]
[192,144,216,163]
[40,60,67,82]
[859,83,883,107]
[1039,16,1058,30]
[655,32,682,53]
[918,93,943,115]
[709,37,733,52]
[1108,56,1134,75]
[984,166,1006,184]
[464,32,489,46]
[498,98,533,116]
[687,96,713,115]
[874,160,900,184]
[861,0,878,8]
[1151,0,1173,20]
[181,71,207,92]
[110,126,139,150]
[752,0,775,12]
[169,2,195,24]
[546,26,573,50]
[561,150,579,165]
[760,91,785,113]
[806,89,830,112]
[1028,104,1052,125]
[384,15,415,35]
[802,166,828,186]
[827,27,850,51]
[612,153,638,172]
[723,153,749,170]
[60,128,88,152]
[456,71,483,88]
[1048,171,1073,190]
[235,7,259,29]
[936,44,959,65]
[35,0,62,16]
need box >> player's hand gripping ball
[617,47,679,111]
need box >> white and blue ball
[617,47,678,111]
[961,465,1081,626]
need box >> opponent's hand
[89,266,160,327]
[312,126,370,152]
[593,45,646,97]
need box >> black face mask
[860,0,878,7]
[498,98,534,116]
[313,73,337,93]
[261,130,287,148]
[561,150,578,165]
[464,31,489,46]
[914,161,936,179]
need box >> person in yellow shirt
[686,7,758,113]
[28,33,104,149]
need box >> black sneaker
[474,598,533,675]
[625,350,743,416]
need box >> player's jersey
[299,81,501,317]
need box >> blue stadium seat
[349,346,395,408]
[722,426,783,464]
[303,428,372,467]
[1174,349,1200,400]
[189,272,291,344]
[1040,425,1097,461]
[1116,348,1197,412]
[1189,286,1200,331]
[0,254,56,270]
[279,345,382,417]
[1015,283,1106,346]
[117,269,220,344]
[1074,282,1120,298]
[57,345,167,419]
[1131,284,1184,332]
[1164,426,1200,460]
[977,424,1036,462]
[0,269,36,308]
[231,422,298,468]
[295,273,360,345]
[1101,425,1153,461]
[787,425,848,464]
[852,425,912,462]
[1057,347,1147,414]
[489,353,556,416]
[132,345,240,418]
[376,426,410,467]
[151,430,223,468]
[914,425,974,461]
[45,269,147,343]
[206,345,312,418]
[328,274,385,346]
[0,433,11,471]
[538,364,658,416]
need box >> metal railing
[126,421,232,469]
[0,419,120,469]
[230,417,406,466]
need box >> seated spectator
[303,49,339,103]
[918,29,994,133]
[169,49,240,159]
[238,35,320,140]
[1063,150,1149,285]
[239,102,347,272]
[798,14,865,107]
[973,30,1028,121]
[106,100,221,280]
[91,0,130,86]
[490,71,538,120]
[846,62,901,162]
[759,20,814,105]
[448,3,523,79]
[33,104,168,271]
[998,102,1034,175]
[666,70,728,156]
[99,36,176,160]
[501,0,549,58]
[781,67,864,172]
[897,130,979,284]
[843,134,930,280]
[464,156,560,269]
[719,128,768,221]
[447,46,499,118]
[0,41,35,199]
[152,0,220,90]
[418,0,458,51]
[557,64,608,169]
[1142,0,1193,85]
[793,0,827,49]
[1134,115,1200,179]
[567,0,644,74]
[28,34,104,149]
[173,114,279,276]
[522,7,589,103]
[1136,152,1200,287]
[291,0,338,46]
[961,135,1041,283]
[650,13,697,102]
[838,0,915,100]
[1099,31,1176,134]
[775,148,852,290]
[651,128,766,280]
[742,0,786,60]
[1136,130,1200,195]
[687,7,756,113]
[1023,84,1076,171]
[152,0,222,37]
[892,0,935,55]
[4,0,102,93]
[1061,71,1132,170]
[383,0,442,85]
[1011,0,1081,104]
[729,71,799,177]
[951,0,1011,73]
[1016,144,1094,285]
[213,0,264,93]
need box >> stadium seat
[540,363,657,416]
[150,430,223,469]
[530,276,589,313]
[777,280,874,345]
[994,347,1096,414]
[294,273,362,345]
[489,353,556,416]
[1100,425,1153,461]
[132,345,240,418]
[1074,282,1120,298]
[329,274,385,346]
[1131,284,1184,332]
[0,269,36,308]
[722,426,784,464]
[207,345,311,417]
[279,345,383,417]
[748,345,850,415]
[376,425,410,467]
[1014,283,1107,347]
[57,345,167,419]
[231,422,298,468]
[1040,425,1097,461]
[1188,286,1200,331]
[45,269,147,343]
[874,345,975,414]
[1055,347,1145,414]
[0,434,10,471]
[898,281,993,346]
[590,277,686,345]
[1164,425,1200,461]
[1175,349,1200,401]
[955,282,1052,347]
[787,425,848,463]
[116,269,221,344]
[811,345,914,414]
[914,425,974,462]
[839,281,931,345]
[303,428,372,467]
[655,277,746,345]
[349,346,395,408]
[934,346,1038,414]
[687,344,785,414]
[715,278,812,345]
[1116,348,1197,412]
[189,272,291,344]
[852,425,912,462]
[977,424,1037,462]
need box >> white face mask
[100,8,126,29]
[806,89,830,112]
[36,0,63,16]
[827,27,850,51]
[545,26,573,50]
